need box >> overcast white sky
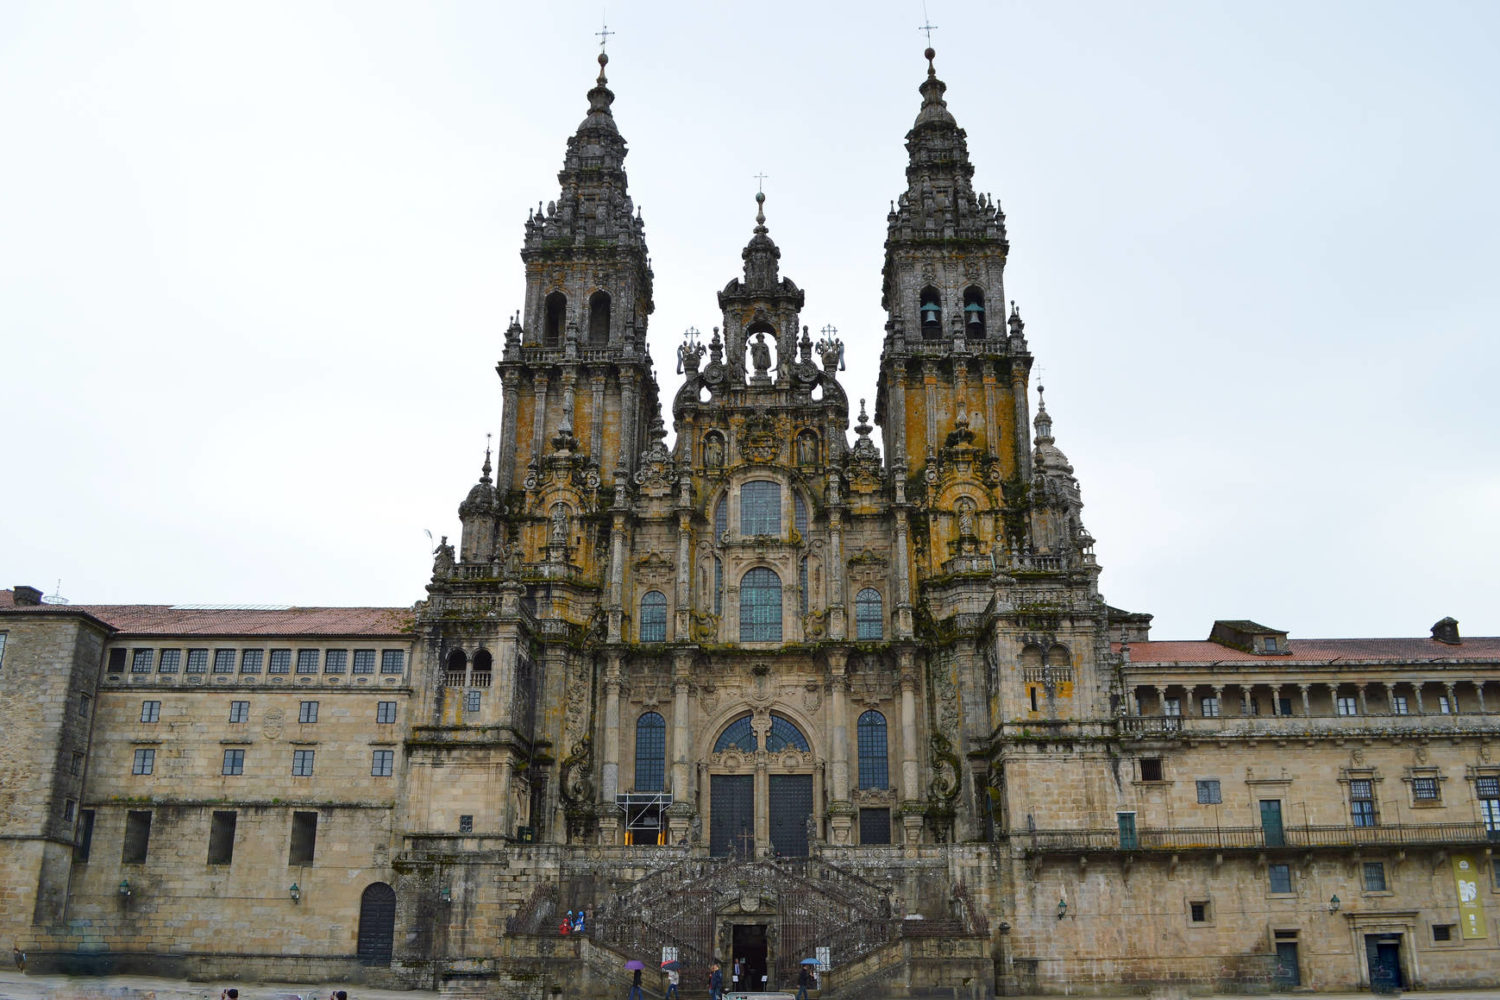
[3,1,1497,640]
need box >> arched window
[713,557,723,615]
[1046,645,1071,668]
[444,649,467,684]
[963,286,986,337]
[634,712,666,791]
[766,714,810,752]
[855,588,883,640]
[799,557,809,616]
[919,286,942,339]
[857,710,889,789]
[472,649,493,677]
[588,291,610,345]
[544,291,567,347]
[714,495,727,537]
[739,567,782,642]
[741,481,781,536]
[793,492,808,535]
[640,590,667,643]
[715,715,757,753]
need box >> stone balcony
[1117,712,1500,740]
[1019,820,1499,854]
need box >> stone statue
[750,332,772,375]
[704,434,724,469]
[797,432,818,467]
[957,498,976,538]
[432,536,456,578]
[690,814,703,846]
[550,504,569,547]
[805,811,819,846]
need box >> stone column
[675,478,693,640]
[752,714,771,854]
[531,372,550,459]
[1299,684,1311,717]
[618,369,638,473]
[668,651,694,845]
[601,653,622,802]
[827,477,846,640]
[827,649,854,843]
[1445,682,1458,715]
[1211,685,1225,717]
[1154,685,1168,715]
[898,652,923,843]
[1414,683,1426,715]
[1382,681,1396,715]
[1011,363,1032,480]
[1269,685,1280,716]
[1358,684,1369,716]
[589,372,607,459]
[892,471,914,638]
[1478,682,1487,715]
[923,361,939,455]
[887,361,907,471]
[498,370,521,491]
[982,366,998,458]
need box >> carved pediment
[634,551,674,585]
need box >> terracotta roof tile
[1,591,414,637]
[1117,637,1500,664]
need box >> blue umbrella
[800,958,820,965]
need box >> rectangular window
[298,701,319,724]
[292,749,315,776]
[122,810,152,864]
[131,648,154,673]
[1438,696,1452,714]
[372,749,394,777]
[1117,812,1138,850]
[79,692,91,717]
[465,690,481,713]
[376,701,397,724]
[63,798,76,822]
[1163,697,1181,717]
[228,700,249,724]
[268,649,291,674]
[132,748,155,775]
[1268,863,1292,894]
[140,700,160,723]
[1433,924,1453,942]
[1139,758,1163,782]
[740,481,782,536]
[107,648,126,673]
[1477,776,1499,836]
[1391,694,1408,715]
[71,752,84,776]
[1350,779,1377,827]
[352,649,376,674]
[207,810,237,865]
[1362,861,1387,892]
[1196,779,1222,804]
[212,648,236,674]
[1412,777,1439,802]
[158,648,181,673]
[859,807,891,845]
[73,809,94,862]
[240,649,262,674]
[295,649,320,674]
[381,649,405,674]
[324,649,347,674]
[1277,697,1293,716]
[459,814,473,833]
[1200,696,1220,718]
[222,749,245,775]
[1263,637,1278,651]
[1336,695,1358,716]
[1189,901,1209,923]
[289,811,317,864]
[0,631,6,670]
[186,648,208,674]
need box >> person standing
[626,965,643,1000]
[708,962,723,1000]
[12,946,25,971]
[796,963,813,1000]
[664,965,679,1000]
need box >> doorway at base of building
[732,924,769,993]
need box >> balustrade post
[1445,682,1458,715]
[1299,684,1311,717]
[1414,683,1426,715]
[1383,682,1396,715]
[1358,684,1369,716]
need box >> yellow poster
[1452,855,1488,940]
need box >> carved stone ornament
[739,414,780,464]
[262,708,285,741]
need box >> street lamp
[1056,898,1068,920]
[289,883,301,903]
[118,879,131,897]
[1328,894,1341,913]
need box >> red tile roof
[1,590,414,637]
[1116,637,1500,664]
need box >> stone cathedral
[4,49,1499,1000]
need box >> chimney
[13,585,43,606]
[1431,617,1461,645]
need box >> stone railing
[1021,820,1498,853]
[1119,715,1183,735]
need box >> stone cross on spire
[919,1,939,45]
[596,17,614,52]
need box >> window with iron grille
[739,567,782,642]
[376,701,397,724]
[296,649,319,674]
[291,750,315,777]
[269,649,291,674]
[1350,779,1377,827]
[857,711,888,789]
[1362,861,1387,891]
[212,649,236,674]
[1196,779,1221,804]
[131,649,154,673]
[298,701,318,724]
[459,814,473,833]
[714,496,727,537]
[229,700,249,723]
[1412,776,1439,802]
[464,690,481,713]
[765,714,809,752]
[1268,863,1292,894]
[140,701,160,724]
[157,649,180,673]
[353,650,376,674]
[222,749,244,775]
[714,557,723,615]
[794,492,808,535]
[640,591,667,642]
[240,649,262,674]
[634,712,666,791]
[132,748,155,775]
[185,648,208,674]
[371,750,394,777]
[381,649,405,674]
[853,588,883,640]
[324,649,347,674]
[715,715,756,752]
[740,481,781,536]
[799,558,809,617]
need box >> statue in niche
[432,536,456,578]
[957,497,977,538]
[550,503,570,547]
[704,433,724,469]
[750,331,772,376]
[690,814,703,846]
[796,431,818,467]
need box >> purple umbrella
[625,960,645,970]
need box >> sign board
[1452,855,1488,940]
[815,946,831,972]
[661,946,678,964]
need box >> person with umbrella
[796,958,818,1000]
[625,959,645,1000]
[661,959,681,1000]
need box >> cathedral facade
[3,49,1499,998]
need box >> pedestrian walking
[12,945,25,971]
[663,965,679,1000]
[708,962,723,1000]
[626,965,643,1000]
[796,963,813,1000]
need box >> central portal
[711,774,754,856]
[769,773,812,856]
[732,924,769,993]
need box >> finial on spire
[754,189,767,231]
[754,171,769,194]
[482,433,493,482]
[596,15,614,54]
[919,0,939,47]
